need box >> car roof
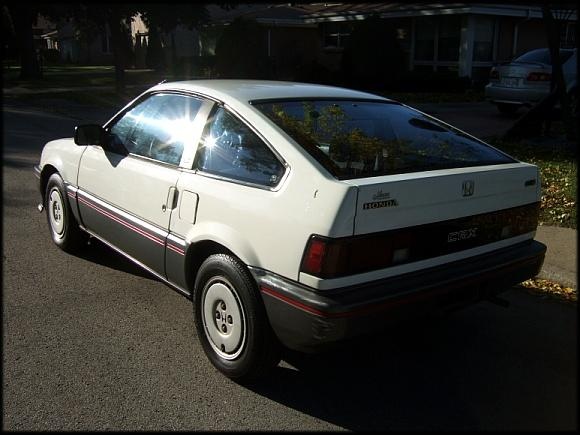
[150,80,390,107]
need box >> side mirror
[74,124,106,146]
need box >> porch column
[458,15,475,78]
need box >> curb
[535,225,577,289]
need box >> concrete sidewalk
[535,225,577,289]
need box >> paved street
[2,100,577,430]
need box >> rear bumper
[252,240,546,352]
[484,83,547,106]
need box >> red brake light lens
[300,235,396,279]
[527,72,551,81]
[302,238,327,275]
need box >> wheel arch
[184,239,243,293]
[39,164,59,202]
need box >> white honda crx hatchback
[35,80,546,382]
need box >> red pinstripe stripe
[261,286,333,318]
[78,196,164,247]
[167,243,185,256]
[260,285,430,320]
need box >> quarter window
[194,107,285,187]
[109,93,202,165]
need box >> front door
[77,92,206,276]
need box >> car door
[77,92,207,276]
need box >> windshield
[253,100,515,179]
[514,48,574,65]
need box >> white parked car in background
[485,47,577,114]
[35,80,546,382]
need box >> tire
[193,254,280,383]
[45,173,87,252]
[496,103,519,115]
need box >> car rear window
[514,48,574,65]
[253,100,515,179]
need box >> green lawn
[3,65,164,89]
[490,138,577,229]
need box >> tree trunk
[12,6,41,79]
[542,5,575,140]
[106,9,125,92]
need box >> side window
[194,107,285,187]
[109,93,202,165]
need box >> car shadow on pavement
[74,237,159,282]
[247,296,577,431]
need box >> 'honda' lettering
[362,199,399,210]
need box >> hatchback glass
[254,100,515,179]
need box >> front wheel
[193,254,280,383]
[45,173,87,252]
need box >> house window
[437,15,460,61]
[323,22,352,49]
[473,16,495,61]
[414,16,436,61]
[413,15,460,68]
[560,21,576,48]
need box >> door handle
[163,187,178,212]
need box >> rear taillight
[490,69,499,80]
[526,72,551,81]
[301,238,327,275]
[300,203,540,280]
[300,232,411,279]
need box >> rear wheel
[193,254,280,383]
[45,173,87,252]
[496,103,519,115]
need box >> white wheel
[201,276,247,360]
[194,254,281,383]
[48,188,65,236]
[44,173,87,252]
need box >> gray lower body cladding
[251,240,546,352]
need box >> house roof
[206,2,577,24]
[206,3,314,26]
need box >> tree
[214,17,272,79]
[138,3,209,77]
[5,4,44,79]
[341,14,406,90]
[4,3,213,90]
[68,4,137,92]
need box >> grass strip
[519,278,577,303]
[490,138,577,229]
